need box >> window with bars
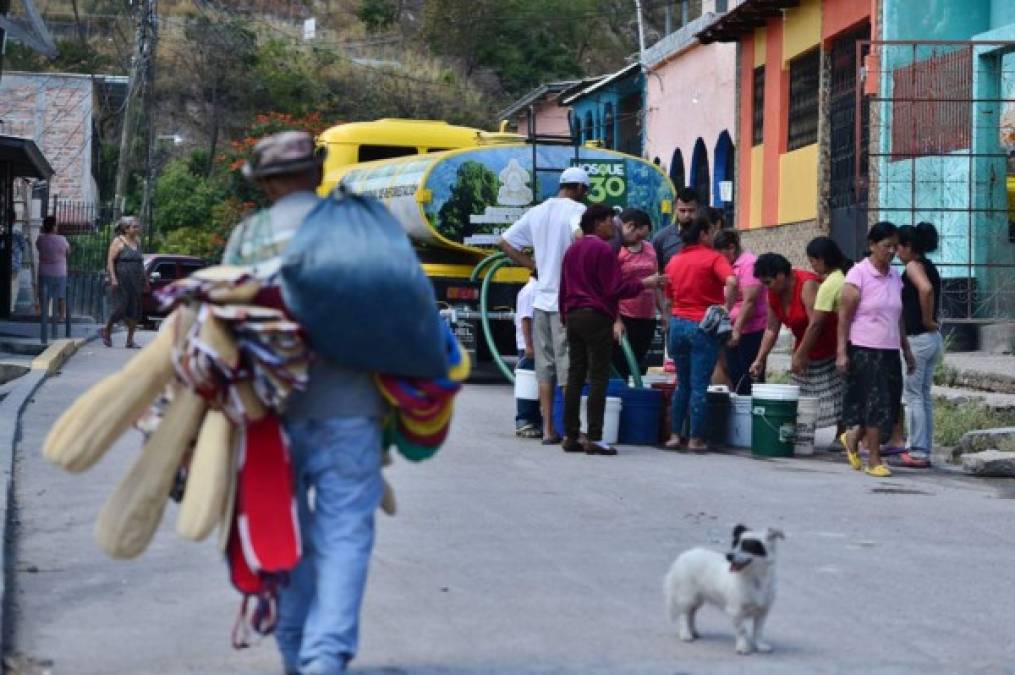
[752,66,764,146]
[890,47,972,159]
[788,49,820,151]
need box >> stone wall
[738,219,826,267]
[0,72,96,203]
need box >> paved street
[8,335,1015,674]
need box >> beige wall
[644,40,737,186]
[738,219,824,268]
[0,72,97,203]
[513,99,572,137]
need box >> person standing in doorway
[897,222,942,468]
[8,209,26,313]
[713,229,767,395]
[99,217,146,348]
[837,222,916,478]
[612,208,660,379]
[559,204,664,455]
[499,167,589,445]
[36,216,71,321]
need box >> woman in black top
[897,222,942,467]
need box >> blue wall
[567,72,644,155]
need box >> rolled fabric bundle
[177,410,235,542]
[95,386,207,559]
[43,309,194,473]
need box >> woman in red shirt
[663,211,738,452]
[749,253,843,430]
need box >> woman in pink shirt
[36,216,70,321]
[612,208,660,379]
[713,230,767,395]
[837,222,916,478]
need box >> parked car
[141,254,208,326]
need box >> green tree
[438,161,498,242]
[153,159,229,233]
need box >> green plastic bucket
[750,384,800,457]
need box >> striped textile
[791,356,845,428]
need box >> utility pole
[113,0,155,222]
[633,0,647,71]
[138,1,158,250]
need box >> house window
[891,47,972,159]
[604,103,615,149]
[752,66,765,146]
[583,111,594,143]
[788,49,820,151]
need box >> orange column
[761,17,784,226]
[737,34,755,230]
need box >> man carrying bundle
[223,131,386,675]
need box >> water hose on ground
[475,253,645,389]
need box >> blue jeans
[904,331,943,456]
[668,317,721,439]
[277,416,383,675]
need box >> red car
[142,254,209,325]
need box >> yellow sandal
[864,463,892,478]
[840,432,862,471]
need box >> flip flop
[840,432,862,471]
[881,445,906,456]
[865,463,892,478]
[125,342,141,349]
[98,327,112,348]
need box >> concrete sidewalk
[8,339,1015,674]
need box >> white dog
[664,524,784,654]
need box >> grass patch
[933,396,1015,447]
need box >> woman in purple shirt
[837,222,916,477]
[559,204,663,455]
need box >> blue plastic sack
[279,188,449,379]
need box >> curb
[29,338,85,375]
[0,368,48,652]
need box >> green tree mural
[438,161,499,242]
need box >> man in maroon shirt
[559,204,664,455]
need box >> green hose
[479,256,516,383]
[475,252,646,389]
[470,252,507,282]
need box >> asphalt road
[8,335,1015,674]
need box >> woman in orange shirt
[663,211,738,452]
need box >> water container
[794,396,819,455]
[651,380,677,444]
[552,379,627,438]
[750,383,800,457]
[580,396,623,444]
[727,394,752,448]
[705,385,731,446]
[618,387,663,445]
[514,368,538,401]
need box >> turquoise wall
[882,0,990,41]
[991,0,1015,29]
[568,72,644,155]
[877,0,1015,317]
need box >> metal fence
[861,40,1015,323]
[53,198,116,323]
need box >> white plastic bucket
[514,368,539,401]
[727,394,752,447]
[580,396,622,445]
[751,383,800,401]
[794,396,819,456]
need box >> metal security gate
[861,40,1015,325]
[828,25,870,260]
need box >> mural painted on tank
[341,145,675,251]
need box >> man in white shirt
[499,166,588,443]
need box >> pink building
[498,81,579,137]
[643,0,737,215]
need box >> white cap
[559,166,590,186]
